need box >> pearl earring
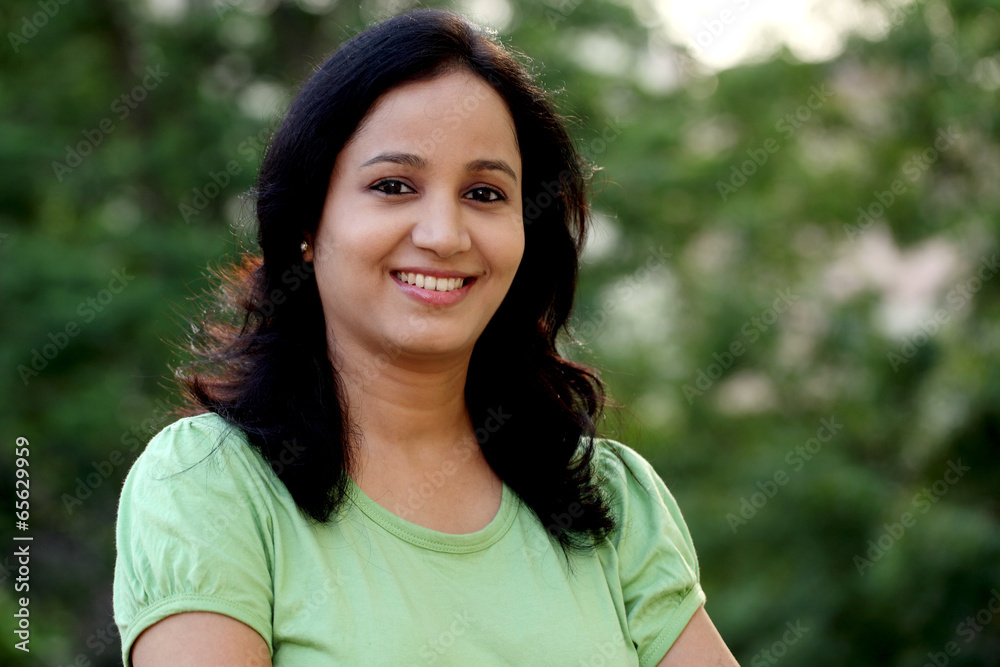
[300,240,309,253]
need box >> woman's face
[307,68,524,368]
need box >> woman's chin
[396,337,476,360]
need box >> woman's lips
[390,271,476,306]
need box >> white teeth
[395,272,466,292]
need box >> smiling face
[306,68,525,368]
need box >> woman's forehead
[345,70,520,160]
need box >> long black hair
[177,8,632,562]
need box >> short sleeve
[597,439,706,667]
[113,413,275,666]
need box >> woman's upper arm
[597,440,707,663]
[656,606,740,667]
[132,612,272,667]
[114,416,275,665]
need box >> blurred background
[2,0,998,664]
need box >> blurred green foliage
[1,0,998,664]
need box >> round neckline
[344,474,518,553]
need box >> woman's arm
[132,612,272,667]
[657,606,740,666]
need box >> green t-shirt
[114,412,705,666]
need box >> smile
[390,270,476,307]
[394,271,469,292]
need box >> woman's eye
[465,187,505,202]
[371,179,415,195]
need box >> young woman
[113,9,739,666]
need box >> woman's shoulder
[587,435,664,494]
[585,435,695,547]
[128,411,268,488]
[117,412,279,552]
[589,435,646,466]
[142,411,246,457]
[585,437,705,665]
[114,412,277,665]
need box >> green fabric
[114,413,705,666]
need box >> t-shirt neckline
[344,474,518,553]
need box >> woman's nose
[409,191,472,258]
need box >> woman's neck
[331,340,476,466]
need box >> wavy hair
[176,8,632,563]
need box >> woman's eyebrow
[360,151,425,169]
[466,158,518,184]
[359,152,518,184]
